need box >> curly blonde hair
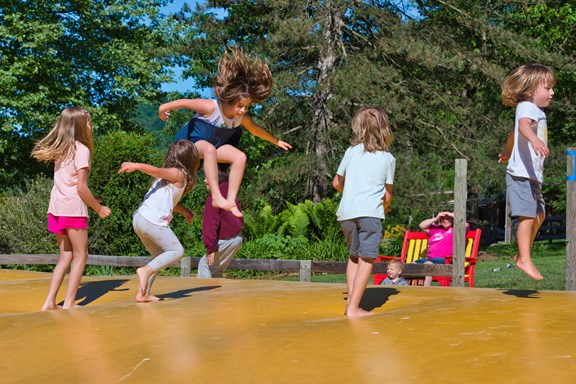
[350,106,393,152]
[214,47,272,107]
[31,107,93,164]
[501,64,556,107]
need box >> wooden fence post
[452,159,467,287]
[504,191,512,244]
[180,257,191,278]
[566,148,576,291]
[300,260,312,282]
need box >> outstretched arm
[158,99,215,121]
[241,115,292,150]
[118,162,184,185]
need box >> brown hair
[501,64,556,107]
[213,47,272,107]
[164,140,201,194]
[31,107,93,164]
[350,106,393,152]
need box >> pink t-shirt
[47,141,91,217]
[427,224,470,259]
[427,226,454,259]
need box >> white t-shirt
[194,99,242,128]
[506,101,547,183]
[136,179,185,227]
[48,141,90,217]
[335,144,396,221]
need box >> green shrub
[0,177,58,254]
[238,234,309,260]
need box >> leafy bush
[0,177,58,254]
[238,234,309,260]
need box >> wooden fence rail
[0,254,452,282]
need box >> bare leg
[515,216,543,280]
[41,234,73,311]
[139,272,161,302]
[216,145,246,218]
[423,261,433,286]
[345,256,359,315]
[195,141,235,211]
[345,256,375,318]
[136,265,155,302]
[62,228,89,309]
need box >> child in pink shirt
[32,107,111,310]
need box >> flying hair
[214,47,272,106]
[31,107,93,164]
[501,64,556,107]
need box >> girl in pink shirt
[32,107,111,310]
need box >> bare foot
[62,303,79,310]
[212,196,235,211]
[136,266,153,297]
[136,292,162,303]
[230,206,243,218]
[41,304,62,311]
[345,308,374,318]
[515,257,543,280]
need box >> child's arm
[158,99,216,121]
[174,203,194,223]
[383,184,393,214]
[241,115,292,150]
[332,174,344,192]
[518,117,549,157]
[118,162,184,185]
[77,168,111,219]
[498,131,514,163]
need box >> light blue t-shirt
[335,144,395,221]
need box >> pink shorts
[48,213,88,234]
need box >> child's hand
[530,137,549,157]
[207,253,215,266]
[118,162,138,174]
[98,206,111,219]
[277,140,292,151]
[498,148,511,163]
[158,105,171,121]
[181,209,194,224]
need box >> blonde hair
[164,140,201,194]
[388,259,404,270]
[214,47,272,107]
[350,106,393,152]
[501,64,556,107]
[31,107,93,164]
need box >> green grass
[260,240,570,290]
[474,240,566,291]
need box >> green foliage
[0,0,175,187]
[0,177,57,254]
[237,234,309,260]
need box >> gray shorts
[506,173,545,218]
[339,217,383,258]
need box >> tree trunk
[306,4,342,202]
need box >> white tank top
[194,99,242,128]
[136,178,185,227]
